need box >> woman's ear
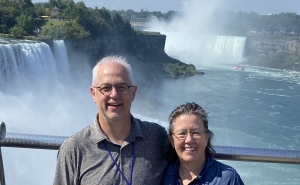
[168,135,175,148]
[206,132,210,142]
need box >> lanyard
[103,141,135,185]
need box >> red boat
[233,66,245,70]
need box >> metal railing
[0,121,300,185]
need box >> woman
[162,102,244,185]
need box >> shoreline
[243,62,300,73]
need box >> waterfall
[0,39,86,185]
[0,44,20,88]
[164,35,246,67]
[208,35,246,61]
[0,40,70,92]
[53,40,70,80]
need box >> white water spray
[149,0,246,66]
[0,40,92,185]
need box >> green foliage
[41,25,64,38]
[112,13,134,35]
[40,22,90,39]
[0,33,12,38]
[163,63,196,77]
[97,8,113,25]
[16,15,34,35]
[34,3,48,16]
[0,0,36,35]
[9,26,25,38]
[0,25,8,33]
[212,11,300,36]
[6,1,300,39]
[61,22,90,39]
[45,8,50,16]
[0,0,163,39]
[135,30,162,35]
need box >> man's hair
[92,55,134,85]
[166,102,215,162]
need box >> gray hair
[168,102,215,159]
[92,55,134,85]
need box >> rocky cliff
[245,35,300,56]
[244,35,300,70]
[62,35,184,114]
[64,35,180,81]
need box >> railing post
[0,122,6,185]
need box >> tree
[41,26,64,39]
[18,0,36,17]
[45,8,50,16]
[62,22,90,39]
[9,26,25,38]
[0,24,8,33]
[112,13,131,35]
[163,11,176,22]
[34,4,46,16]
[98,8,112,26]
[16,15,34,35]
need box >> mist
[148,0,246,67]
[0,40,96,184]
[0,36,172,184]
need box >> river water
[0,39,300,184]
[135,65,300,185]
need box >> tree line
[2,0,300,39]
[212,11,300,36]
[0,0,137,39]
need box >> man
[53,55,168,185]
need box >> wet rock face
[62,35,181,82]
[246,35,300,56]
[63,35,166,61]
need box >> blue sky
[32,0,300,14]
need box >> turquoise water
[133,65,300,184]
[1,40,300,184]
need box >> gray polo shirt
[53,114,168,185]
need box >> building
[51,6,60,16]
[129,18,150,28]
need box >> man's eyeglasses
[93,83,135,96]
[172,130,207,140]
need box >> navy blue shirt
[161,157,244,185]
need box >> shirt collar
[90,114,144,144]
[174,156,214,182]
[198,157,214,179]
[127,115,143,142]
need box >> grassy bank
[36,19,72,31]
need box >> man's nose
[109,86,119,97]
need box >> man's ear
[90,86,96,102]
[168,135,175,148]
[131,86,137,101]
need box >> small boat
[233,66,245,70]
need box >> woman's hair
[165,102,215,162]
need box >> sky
[32,0,300,14]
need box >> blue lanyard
[103,141,135,185]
